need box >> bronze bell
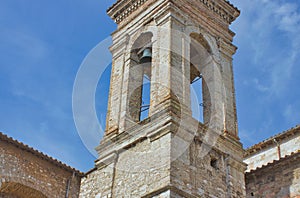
[140,48,152,64]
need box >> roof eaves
[244,125,300,157]
[246,149,300,173]
[0,132,84,177]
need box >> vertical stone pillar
[105,36,129,136]
[219,39,239,137]
[149,19,173,115]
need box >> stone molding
[142,185,199,198]
[107,0,148,24]
[108,0,240,25]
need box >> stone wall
[244,126,300,172]
[81,109,246,197]
[170,119,246,198]
[80,131,172,197]
[245,151,300,198]
[82,0,245,197]
[0,132,82,198]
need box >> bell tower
[79,0,246,197]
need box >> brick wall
[244,126,300,172]
[245,151,300,198]
[0,132,82,198]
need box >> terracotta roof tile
[0,131,84,176]
[244,125,300,157]
[247,149,300,173]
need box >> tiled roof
[244,125,300,158]
[0,132,84,176]
[246,149,300,173]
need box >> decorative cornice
[198,0,240,24]
[107,0,149,24]
[107,0,240,25]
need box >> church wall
[244,132,300,172]
[80,133,172,198]
[79,166,114,198]
[0,135,81,198]
[245,152,300,198]
[170,129,246,198]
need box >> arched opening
[189,33,212,124]
[0,182,47,198]
[128,32,153,122]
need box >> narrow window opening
[128,32,153,123]
[140,74,151,121]
[190,33,212,125]
[138,46,152,121]
[190,74,204,123]
[251,192,254,196]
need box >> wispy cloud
[232,0,300,96]
[1,27,49,61]
[284,103,300,124]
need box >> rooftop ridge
[0,131,84,176]
[244,125,300,157]
[246,149,300,173]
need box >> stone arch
[0,177,52,198]
[189,32,213,124]
[185,26,220,60]
[127,31,154,123]
[188,29,224,130]
[127,25,157,53]
[0,181,47,198]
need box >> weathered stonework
[244,125,300,172]
[1,1,299,197]
[80,0,245,196]
[244,126,300,198]
[245,150,300,198]
[0,132,82,198]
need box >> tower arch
[127,32,153,123]
[90,1,245,197]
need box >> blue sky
[0,0,299,172]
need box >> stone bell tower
[79,0,246,197]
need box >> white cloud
[231,0,300,97]
[284,104,300,123]
[253,78,269,92]
[275,3,300,33]
[2,27,49,61]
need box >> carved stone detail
[108,0,240,24]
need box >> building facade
[0,132,83,198]
[80,0,246,197]
[1,1,299,198]
[244,126,300,198]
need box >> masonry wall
[245,152,300,198]
[244,132,300,172]
[170,122,245,198]
[80,133,172,198]
[0,138,81,198]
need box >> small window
[210,158,218,169]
